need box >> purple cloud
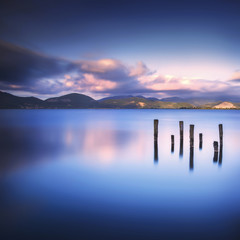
[1,40,240,101]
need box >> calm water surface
[1,109,240,239]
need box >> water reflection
[0,109,239,240]
[213,141,218,163]
[0,123,150,173]
[171,143,174,153]
[154,140,158,163]
[0,127,67,173]
[219,145,223,165]
[171,135,174,153]
[199,133,203,150]
[213,152,218,163]
[179,140,183,158]
[0,114,226,173]
[189,147,194,171]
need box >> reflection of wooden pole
[154,119,158,141]
[219,124,223,146]
[154,139,158,162]
[190,147,194,170]
[190,125,194,148]
[171,135,174,153]
[219,145,223,165]
[199,133,203,150]
[213,141,218,162]
[179,121,183,157]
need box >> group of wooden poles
[153,120,223,168]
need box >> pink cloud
[1,40,239,99]
[77,59,124,73]
[129,61,150,77]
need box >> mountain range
[0,91,239,109]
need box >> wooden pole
[199,133,203,150]
[179,121,184,157]
[189,125,194,170]
[171,135,174,153]
[179,121,183,141]
[154,119,159,141]
[219,124,223,146]
[154,119,159,163]
[213,141,218,162]
[218,124,223,165]
[190,125,194,148]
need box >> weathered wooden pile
[153,120,223,168]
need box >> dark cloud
[229,79,240,83]
[0,41,148,95]
[0,40,75,85]
[77,59,134,83]
[90,84,198,96]
[1,40,240,101]
[91,85,240,102]
[151,77,166,84]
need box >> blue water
[1,109,240,240]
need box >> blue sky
[1,0,240,99]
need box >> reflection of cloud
[82,125,116,164]
[65,128,73,146]
[79,124,148,166]
[0,127,69,173]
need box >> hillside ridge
[0,91,239,109]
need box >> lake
[1,109,240,240]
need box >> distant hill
[0,91,43,109]
[0,91,98,109]
[234,103,240,108]
[45,93,98,108]
[1,91,240,109]
[160,97,184,102]
[99,95,159,102]
[213,101,236,109]
[99,95,135,101]
[160,96,240,106]
[200,101,222,109]
[99,96,194,109]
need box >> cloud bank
[0,40,240,100]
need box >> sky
[1,0,240,100]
